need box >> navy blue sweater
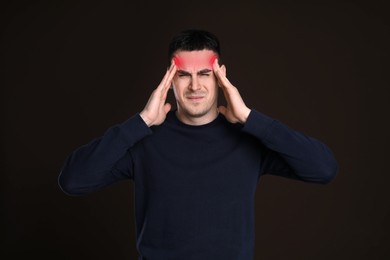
[59,110,338,259]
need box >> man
[59,29,338,260]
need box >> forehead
[173,50,217,70]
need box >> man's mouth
[187,96,204,99]
[186,94,206,101]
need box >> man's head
[168,29,225,125]
[168,29,221,62]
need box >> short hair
[168,29,221,62]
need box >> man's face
[172,50,219,123]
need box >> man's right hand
[140,61,177,127]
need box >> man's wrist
[239,107,251,124]
[139,112,152,127]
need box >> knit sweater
[59,109,338,260]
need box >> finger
[166,61,177,86]
[163,62,177,93]
[213,59,225,84]
[161,63,177,99]
[215,67,231,88]
[158,61,175,90]
[212,58,223,77]
[213,59,232,89]
[158,68,171,90]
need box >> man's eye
[178,74,189,77]
[200,73,210,77]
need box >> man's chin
[181,107,210,118]
[187,110,208,118]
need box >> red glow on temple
[209,54,217,67]
[173,57,182,68]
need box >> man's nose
[189,75,201,91]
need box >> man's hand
[213,59,251,124]
[140,62,177,127]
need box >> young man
[59,29,338,260]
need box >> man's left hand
[213,59,251,124]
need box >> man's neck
[175,109,219,126]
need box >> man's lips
[186,95,205,100]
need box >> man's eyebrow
[177,70,191,75]
[198,69,212,74]
[177,69,212,75]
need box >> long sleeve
[58,114,152,196]
[242,110,339,184]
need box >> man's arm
[243,110,338,183]
[58,115,152,195]
[213,59,338,183]
[58,62,177,195]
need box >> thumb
[218,106,227,116]
[163,103,171,114]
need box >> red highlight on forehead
[173,53,217,70]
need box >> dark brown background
[2,0,389,259]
